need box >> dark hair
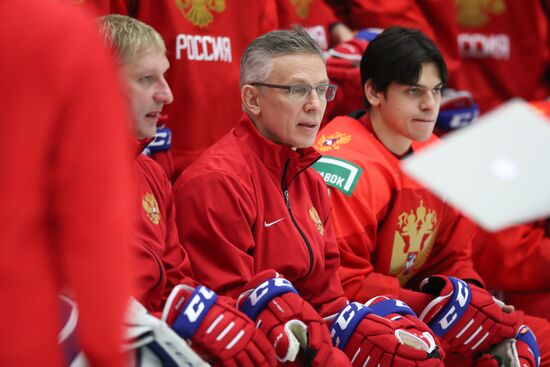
[360,26,448,108]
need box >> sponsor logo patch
[312,156,362,196]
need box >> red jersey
[313,113,482,310]
[132,153,195,312]
[454,0,550,112]
[118,0,279,176]
[63,0,124,15]
[472,221,550,292]
[326,0,462,86]
[276,0,339,50]
[173,114,348,317]
[1,1,133,366]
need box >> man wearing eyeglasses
[173,27,445,367]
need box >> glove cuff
[238,277,299,320]
[366,296,418,318]
[419,276,472,337]
[516,325,541,367]
[330,302,373,349]
[162,285,218,339]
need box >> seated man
[174,26,445,366]
[93,14,278,367]
[314,26,546,366]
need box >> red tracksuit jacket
[173,114,348,317]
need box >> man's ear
[364,79,382,106]
[241,85,261,116]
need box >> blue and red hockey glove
[237,270,345,366]
[419,275,522,356]
[436,89,479,133]
[329,296,444,367]
[162,284,276,367]
[474,325,541,367]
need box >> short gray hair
[240,26,323,86]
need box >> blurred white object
[402,99,550,231]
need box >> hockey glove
[237,270,337,366]
[162,284,276,367]
[436,89,479,132]
[329,296,444,367]
[475,325,541,367]
[419,275,521,356]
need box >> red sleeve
[160,169,196,298]
[473,222,550,291]
[174,172,258,299]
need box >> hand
[419,275,521,356]
[474,325,541,367]
[162,284,276,367]
[330,296,444,367]
[237,270,338,366]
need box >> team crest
[290,0,313,19]
[175,0,226,28]
[142,192,161,225]
[314,131,351,153]
[390,200,437,284]
[309,207,324,236]
[456,0,506,28]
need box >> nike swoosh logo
[264,217,285,228]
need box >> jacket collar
[234,113,321,187]
[131,137,154,158]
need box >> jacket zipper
[281,159,314,279]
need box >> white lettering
[175,34,233,62]
[449,111,477,129]
[458,33,510,60]
[438,305,458,330]
[321,173,345,188]
[335,306,356,331]
[184,295,205,323]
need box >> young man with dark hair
[314,26,546,366]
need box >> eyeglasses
[251,82,337,101]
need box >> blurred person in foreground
[0,0,134,366]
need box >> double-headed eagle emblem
[175,0,226,27]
